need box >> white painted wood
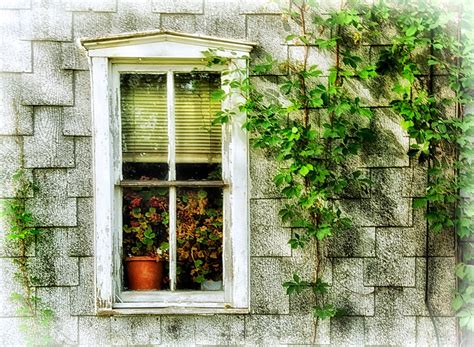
[81,31,254,57]
[88,42,243,59]
[99,307,249,315]
[112,63,225,73]
[228,58,250,308]
[167,70,177,291]
[119,290,224,303]
[221,70,233,304]
[85,32,253,312]
[112,64,124,301]
[91,57,114,310]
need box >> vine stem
[291,0,324,343]
[296,0,310,127]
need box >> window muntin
[116,65,227,300]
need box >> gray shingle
[194,316,245,345]
[68,198,93,257]
[160,14,197,33]
[0,136,22,198]
[61,43,89,71]
[161,316,195,345]
[22,0,72,41]
[250,257,289,314]
[70,257,95,315]
[364,316,416,346]
[21,42,73,105]
[331,317,365,346]
[330,258,374,316]
[65,0,116,12]
[195,0,245,38]
[29,228,79,286]
[63,71,91,136]
[24,107,74,168]
[0,75,33,135]
[26,169,77,226]
[110,316,161,345]
[67,137,92,197]
[113,0,160,33]
[78,316,112,345]
[73,12,113,39]
[328,227,376,257]
[246,15,289,74]
[0,258,23,317]
[152,0,203,14]
[0,0,31,9]
[36,287,78,344]
[0,10,32,72]
[416,317,457,346]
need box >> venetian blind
[121,74,168,163]
[175,73,222,163]
[121,73,222,164]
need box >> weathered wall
[0,0,457,345]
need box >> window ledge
[98,307,249,316]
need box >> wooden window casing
[82,32,254,315]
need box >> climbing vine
[206,0,474,342]
[0,170,54,345]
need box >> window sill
[98,306,249,316]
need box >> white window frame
[81,31,254,315]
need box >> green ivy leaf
[313,304,337,320]
[413,198,427,208]
[405,25,417,37]
[459,309,474,330]
[312,279,330,294]
[453,294,464,311]
[211,89,226,101]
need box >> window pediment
[80,30,255,58]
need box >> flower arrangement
[176,189,223,287]
[122,187,223,288]
[122,187,170,260]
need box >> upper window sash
[113,63,227,183]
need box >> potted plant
[123,188,169,290]
[176,189,224,290]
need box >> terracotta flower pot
[124,256,164,290]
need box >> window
[81,32,254,314]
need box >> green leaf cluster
[203,0,474,335]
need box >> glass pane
[176,163,222,180]
[176,188,223,290]
[121,73,168,178]
[122,187,170,291]
[174,72,222,165]
[123,162,168,180]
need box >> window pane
[123,162,168,180]
[121,73,168,169]
[174,72,222,165]
[176,188,223,290]
[122,187,170,291]
[176,163,222,180]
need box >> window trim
[82,31,254,314]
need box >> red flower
[149,196,161,207]
[130,197,142,208]
[149,213,161,223]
